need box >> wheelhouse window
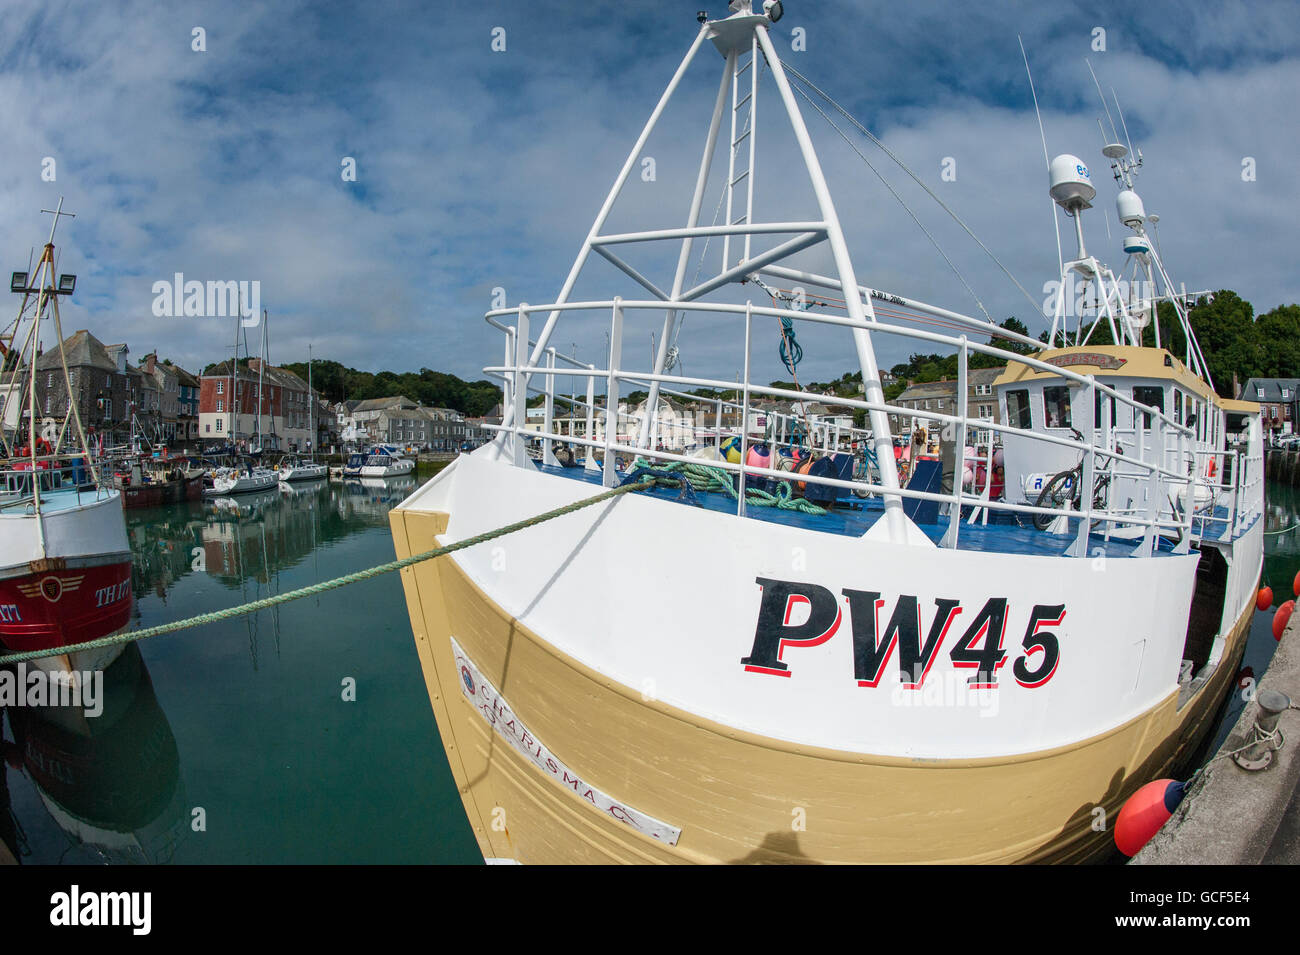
[1043,386,1072,429]
[1006,389,1031,429]
[1133,385,1165,429]
[1095,388,1117,429]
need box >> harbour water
[1,475,480,864]
[0,473,1290,864]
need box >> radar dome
[1049,154,1095,208]
[1123,234,1151,256]
[1116,190,1146,228]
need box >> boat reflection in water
[1,644,187,864]
[337,475,418,525]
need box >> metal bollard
[1233,689,1292,771]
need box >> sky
[1,0,1296,392]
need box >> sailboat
[0,201,133,678]
[389,2,1263,863]
[206,306,277,496]
[279,345,327,483]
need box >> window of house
[1284,388,1291,400]
[217,381,224,395]
[216,419,223,432]
[1006,389,1031,429]
[1133,386,1165,429]
[1043,386,1072,429]
[205,424,210,433]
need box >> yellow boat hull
[391,507,1253,865]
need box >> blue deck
[540,463,1255,559]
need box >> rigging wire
[780,60,1045,320]
[790,78,994,324]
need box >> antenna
[1020,34,1065,339]
[1112,88,1136,160]
[1085,59,1121,144]
[1020,36,1051,170]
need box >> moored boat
[342,452,368,477]
[359,448,414,478]
[390,3,1264,864]
[277,458,329,483]
[204,464,279,496]
[0,202,133,679]
[113,456,205,508]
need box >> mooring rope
[0,477,654,666]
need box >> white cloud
[0,0,1293,393]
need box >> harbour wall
[1266,449,1300,485]
[1132,613,1300,864]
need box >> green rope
[629,456,827,515]
[0,477,654,666]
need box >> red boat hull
[0,559,133,657]
[118,475,204,508]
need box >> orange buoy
[1294,571,1300,598]
[795,456,816,494]
[1115,778,1189,857]
[1258,587,1274,612]
[1273,600,1294,641]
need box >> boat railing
[0,453,109,509]
[482,296,1257,555]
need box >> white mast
[256,309,267,449]
[513,1,911,537]
[230,290,240,443]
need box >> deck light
[10,272,27,293]
[764,0,783,22]
[57,273,76,294]
[697,10,707,22]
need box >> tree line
[209,290,1293,417]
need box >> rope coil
[622,456,827,515]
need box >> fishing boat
[113,455,205,508]
[390,3,1263,864]
[0,202,133,679]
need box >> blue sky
[1,0,1295,390]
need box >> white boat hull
[390,451,1262,862]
